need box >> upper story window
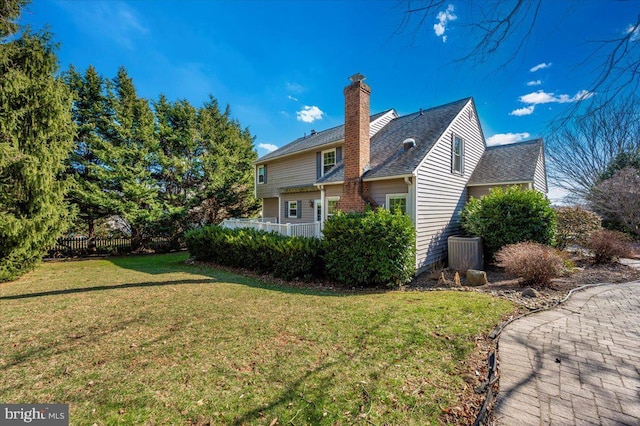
[322,149,336,175]
[257,165,266,184]
[386,194,407,214]
[452,135,464,174]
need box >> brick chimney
[336,73,377,213]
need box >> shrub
[494,242,564,287]
[322,209,415,288]
[461,186,556,260]
[585,229,633,264]
[185,225,323,280]
[555,206,602,249]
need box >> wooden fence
[47,236,171,258]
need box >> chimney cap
[349,73,366,83]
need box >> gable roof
[467,139,543,185]
[257,109,394,162]
[317,98,472,183]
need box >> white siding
[369,110,397,136]
[533,149,548,194]
[414,100,485,271]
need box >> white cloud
[258,143,278,153]
[287,95,298,102]
[296,105,324,123]
[509,106,535,116]
[433,4,456,42]
[286,81,305,93]
[519,90,558,104]
[510,89,594,116]
[486,132,531,146]
[518,89,594,105]
[626,23,640,41]
[530,62,552,72]
[526,80,542,86]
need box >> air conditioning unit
[448,236,483,271]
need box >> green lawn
[0,253,513,425]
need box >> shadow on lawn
[0,278,219,300]
[107,253,383,298]
[3,254,374,300]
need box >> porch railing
[220,218,322,238]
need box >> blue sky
[18,0,639,199]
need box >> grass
[0,253,513,425]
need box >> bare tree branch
[401,1,640,118]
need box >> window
[287,201,298,218]
[452,135,464,174]
[386,194,407,214]
[326,197,339,218]
[322,149,336,175]
[257,165,266,184]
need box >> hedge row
[185,226,324,281]
[185,209,416,288]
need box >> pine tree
[0,26,75,281]
[64,65,117,251]
[102,67,160,250]
[196,97,259,224]
[152,95,258,244]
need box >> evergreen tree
[196,97,259,224]
[102,67,160,250]
[64,65,117,251]
[0,25,75,280]
[153,95,259,244]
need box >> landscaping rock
[466,269,488,286]
[521,288,540,298]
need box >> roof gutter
[466,180,533,187]
[254,140,344,165]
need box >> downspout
[404,176,416,227]
[405,175,418,272]
[277,197,281,224]
[318,185,325,223]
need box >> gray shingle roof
[317,98,472,183]
[467,139,543,185]
[257,109,393,162]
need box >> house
[253,74,547,272]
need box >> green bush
[555,206,601,249]
[322,209,415,288]
[185,226,323,280]
[495,242,564,287]
[461,186,556,260]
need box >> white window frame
[452,135,464,174]
[287,200,298,218]
[386,193,407,214]
[322,148,336,176]
[257,165,266,184]
[326,196,340,219]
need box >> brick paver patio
[494,282,640,425]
